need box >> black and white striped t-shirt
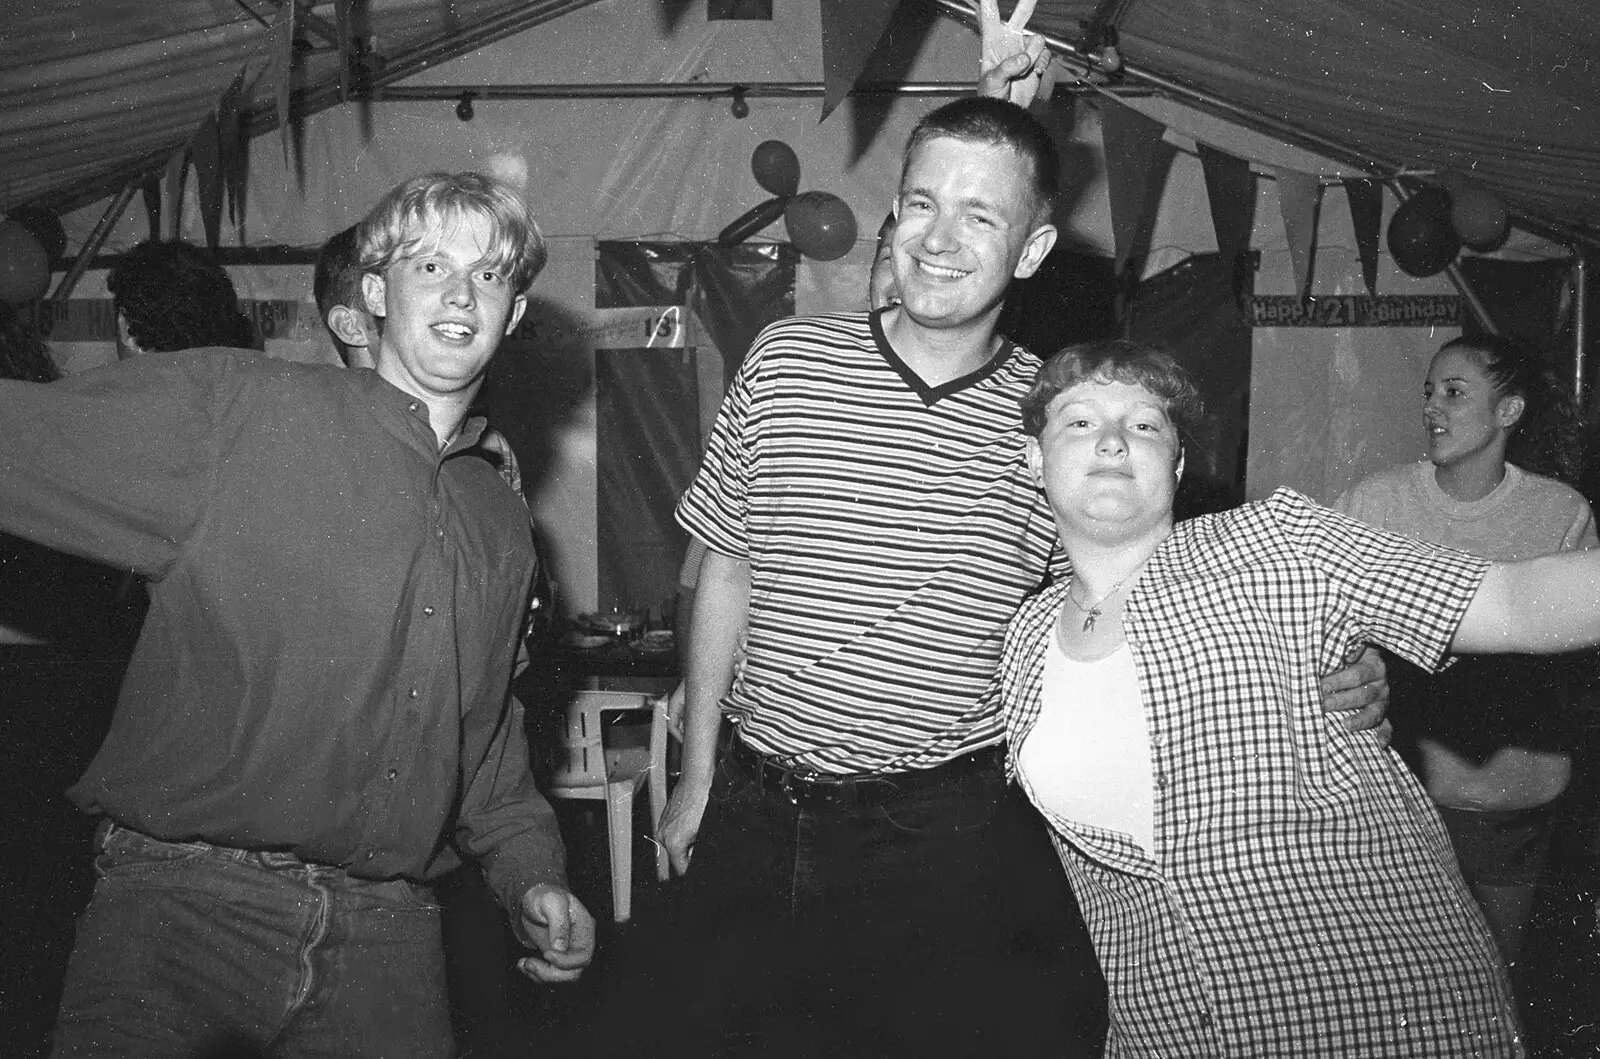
[676,310,1061,774]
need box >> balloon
[784,192,857,261]
[1386,187,1459,278]
[717,196,789,246]
[751,140,800,198]
[6,206,67,263]
[1450,185,1510,252]
[0,220,51,304]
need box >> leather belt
[726,736,1002,811]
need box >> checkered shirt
[1000,489,1524,1057]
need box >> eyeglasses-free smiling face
[363,210,527,404]
[892,135,1054,334]
[1027,379,1184,542]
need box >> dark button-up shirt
[0,349,565,912]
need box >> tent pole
[1575,250,1589,402]
[49,181,137,304]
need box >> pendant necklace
[1066,576,1127,633]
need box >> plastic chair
[546,690,674,922]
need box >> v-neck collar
[870,308,1016,408]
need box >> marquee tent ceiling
[4,0,1596,247]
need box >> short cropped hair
[107,239,252,352]
[356,172,546,295]
[312,225,365,365]
[1020,339,1205,449]
[314,224,363,320]
[905,97,1060,222]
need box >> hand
[514,883,596,984]
[657,781,710,877]
[1319,645,1391,735]
[978,0,1048,107]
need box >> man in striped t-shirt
[659,75,1388,1059]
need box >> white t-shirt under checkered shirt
[676,310,1062,775]
[1000,489,1521,1058]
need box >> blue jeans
[51,823,455,1059]
[662,737,1102,1058]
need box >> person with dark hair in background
[2,172,592,1059]
[1338,334,1596,988]
[106,239,256,357]
[313,224,379,370]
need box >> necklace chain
[1066,577,1127,633]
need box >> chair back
[550,690,652,788]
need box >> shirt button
[387,768,398,780]
[1156,773,1169,790]
[423,605,435,617]
[407,401,419,412]
[408,687,420,699]
[1199,1010,1213,1029]
[435,528,445,540]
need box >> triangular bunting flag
[163,146,189,241]
[1197,143,1255,273]
[334,0,355,103]
[818,0,900,122]
[1099,98,1171,275]
[1273,167,1321,302]
[274,0,296,163]
[1344,178,1383,297]
[142,172,163,241]
[192,111,225,251]
[217,64,250,230]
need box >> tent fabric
[0,0,600,213]
[1014,0,1600,234]
[5,0,1595,240]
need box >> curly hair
[107,239,253,353]
[1021,338,1206,452]
[0,302,60,383]
[1439,334,1586,485]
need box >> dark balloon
[0,220,51,304]
[1450,185,1510,252]
[6,205,67,262]
[784,191,857,261]
[1386,187,1459,277]
[717,196,790,246]
[751,140,801,198]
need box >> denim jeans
[50,823,454,1059]
[663,737,1102,1059]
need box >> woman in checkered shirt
[997,338,1600,1057]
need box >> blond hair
[356,172,546,294]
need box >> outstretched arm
[656,545,750,876]
[1454,551,1600,654]
[978,0,1049,107]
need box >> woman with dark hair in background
[1338,335,1595,986]
[0,304,136,1056]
